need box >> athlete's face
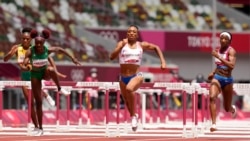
[127,26,138,41]
[34,37,45,53]
[220,35,230,48]
[21,33,31,48]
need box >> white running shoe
[31,128,43,136]
[210,124,216,132]
[131,114,138,132]
[231,105,237,119]
[46,94,55,106]
[31,127,39,132]
[60,88,71,96]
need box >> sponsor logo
[71,69,84,81]
[99,31,119,41]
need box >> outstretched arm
[141,41,166,69]
[48,47,81,66]
[3,45,18,62]
[109,39,127,60]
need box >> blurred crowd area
[0,0,249,63]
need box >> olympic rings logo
[99,31,119,41]
[70,69,85,82]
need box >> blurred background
[0,0,250,114]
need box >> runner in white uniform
[110,25,166,131]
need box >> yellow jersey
[17,44,29,63]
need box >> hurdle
[139,82,199,137]
[1,81,250,138]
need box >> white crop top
[214,46,231,66]
[119,42,143,65]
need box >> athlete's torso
[214,46,233,77]
[119,42,143,65]
[30,45,49,71]
[16,44,29,63]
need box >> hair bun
[30,29,38,38]
[42,29,50,39]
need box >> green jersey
[30,45,49,80]
[30,45,49,71]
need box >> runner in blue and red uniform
[208,31,237,132]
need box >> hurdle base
[123,121,128,134]
[86,118,91,127]
[27,122,33,136]
[165,116,169,124]
[0,120,2,131]
[104,123,122,137]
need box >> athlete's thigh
[222,83,233,108]
[126,75,143,92]
[31,78,42,100]
[210,78,221,97]
[119,81,127,99]
[43,66,54,80]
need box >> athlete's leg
[44,66,60,90]
[209,79,221,131]
[126,75,144,117]
[222,84,236,116]
[41,90,55,106]
[31,78,43,130]
[48,57,67,79]
[22,86,38,128]
[44,66,70,95]
[119,82,131,114]
[57,72,67,78]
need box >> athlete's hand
[120,38,128,47]
[20,64,32,71]
[212,50,220,59]
[72,58,81,66]
[207,72,214,81]
[161,63,166,70]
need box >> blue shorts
[214,74,233,88]
[120,72,143,85]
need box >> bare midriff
[120,64,140,77]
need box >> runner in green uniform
[22,29,81,136]
[3,27,65,133]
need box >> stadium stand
[0,0,249,62]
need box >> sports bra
[119,42,143,65]
[214,46,232,67]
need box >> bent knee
[126,86,134,93]
[47,66,55,72]
[209,95,217,103]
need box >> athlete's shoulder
[229,46,236,53]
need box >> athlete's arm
[109,40,126,60]
[212,48,236,70]
[20,49,32,71]
[48,47,81,66]
[3,45,18,62]
[141,41,166,70]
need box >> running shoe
[210,124,217,132]
[231,105,237,119]
[46,94,55,106]
[31,128,43,136]
[31,127,39,132]
[131,114,138,132]
[60,88,71,96]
